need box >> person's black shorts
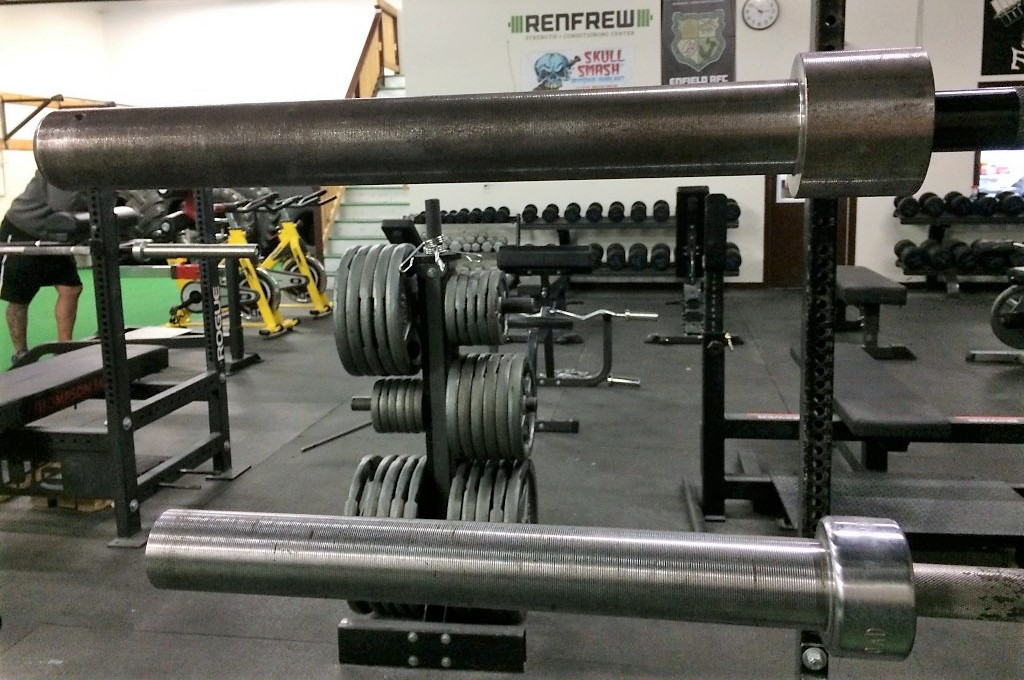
[0,217,82,304]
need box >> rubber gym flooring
[1,281,1022,679]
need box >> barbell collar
[146,510,917,658]
[35,49,946,198]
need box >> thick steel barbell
[36,48,1021,198]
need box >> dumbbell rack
[336,201,535,673]
[897,214,1024,296]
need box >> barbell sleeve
[146,510,917,658]
[36,48,937,198]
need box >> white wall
[0,0,377,215]
[400,0,1007,282]
[0,3,108,214]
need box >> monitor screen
[978,149,1024,194]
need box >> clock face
[742,0,780,30]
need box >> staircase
[324,74,410,282]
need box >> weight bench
[833,344,949,471]
[835,265,914,360]
[0,344,170,430]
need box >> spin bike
[968,242,1024,363]
[169,191,333,336]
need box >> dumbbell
[724,242,742,271]
[542,203,560,223]
[650,243,671,270]
[725,198,741,222]
[920,238,953,270]
[413,211,427,224]
[564,202,582,223]
[497,206,512,222]
[946,240,977,271]
[586,202,603,222]
[630,201,647,222]
[588,243,604,268]
[652,200,671,222]
[522,204,539,224]
[627,243,648,269]
[455,208,470,224]
[468,208,483,223]
[972,194,999,217]
[894,239,927,270]
[893,195,920,218]
[482,206,497,223]
[605,242,626,270]
[943,191,972,217]
[997,191,1024,216]
[917,192,946,218]
[608,201,625,223]
[972,239,1013,272]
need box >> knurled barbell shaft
[0,241,258,260]
[35,49,968,198]
[147,511,924,658]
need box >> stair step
[383,75,406,88]
[375,89,406,98]
[336,205,410,221]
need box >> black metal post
[699,190,727,521]
[418,199,454,512]
[89,189,142,544]
[798,2,845,676]
[193,189,233,474]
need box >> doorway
[762,175,857,287]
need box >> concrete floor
[1,285,1022,679]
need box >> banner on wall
[507,8,656,91]
[522,48,635,90]
[661,0,735,85]
[982,1,1024,75]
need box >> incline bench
[836,264,914,360]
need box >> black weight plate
[991,286,1024,349]
[476,460,498,521]
[344,454,381,516]
[358,244,386,375]
[482,354,501,458]
[385,244,415,374]
[490,269,508,344]
[446,361,463,458]
[375,454,405,516]
[521,359,537,455]
[457,356,477,458]
[410,379,424,432]
[403,456,428,519]
[370,380,385,433]
[361,454,399,516]
[502,460,524,523]
[469,356,489,458]
[489,464,509,522]
[482,269,498,345]
[390,455,419,518]
[344,246,372,375]
[461,462,482,521]
[372,245,398,375]
[453,273,470,346]
[465,271,481,345]
[444,272,459,345]
[378,379,394,433]
[507,354,526,459]
[333,248,360,374]
[446,463,468,520]
[495,354,513,460]
[474,271,490,346]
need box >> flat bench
[833,344,949,470]
[835,265,913,360]
[0,344,170,431]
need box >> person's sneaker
[10,348,28,368]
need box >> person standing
[0,170,87,366]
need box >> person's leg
[5,300,29,353]
[54,284,83,342]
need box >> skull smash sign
[524,49,634,90]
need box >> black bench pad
[836,265,907,306]
[497,245,594,275]
[0,344,170,431]
[833,344,948,439]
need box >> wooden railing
[318,0,400,249]
[1,93,115,150]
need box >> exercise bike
[968,242,1024,364]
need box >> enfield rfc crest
[670,9,726,72]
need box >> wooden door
[762,175,857,287]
